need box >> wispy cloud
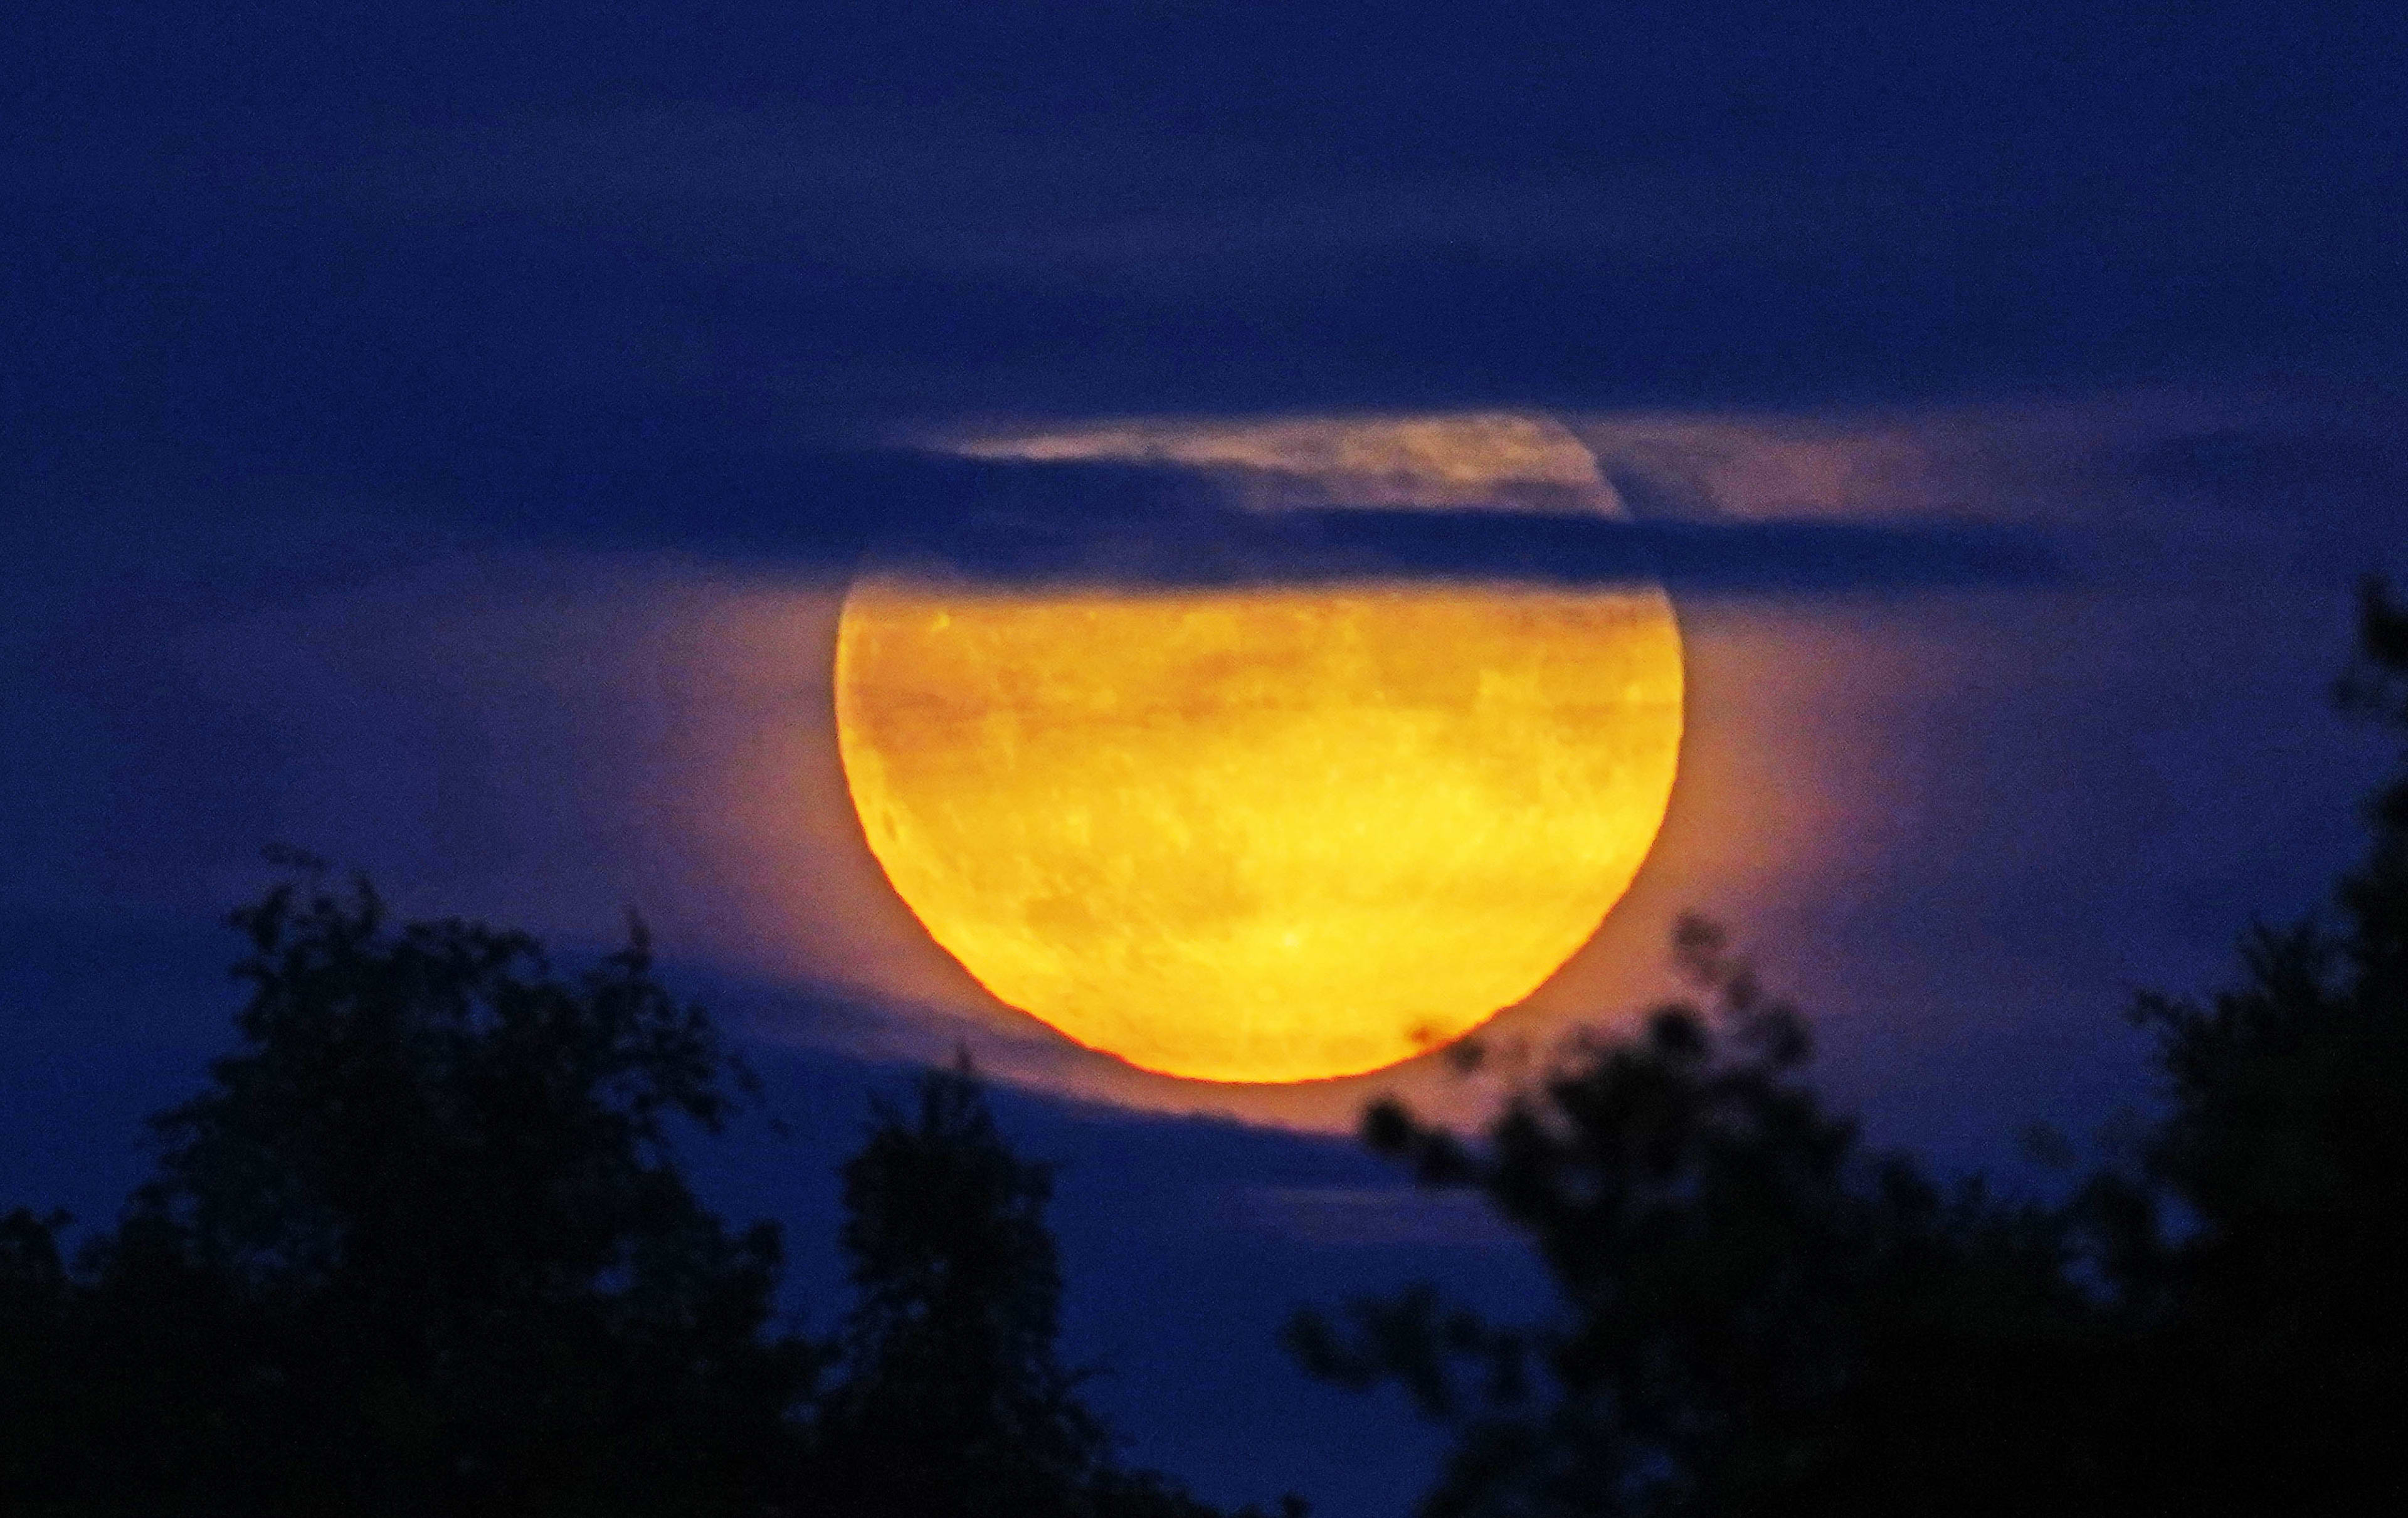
[349,104,1759,283]
[865,413,2061,593]
[1224,1184,1518,1248]
[854,488,2058,593]
[939,413,1615,510]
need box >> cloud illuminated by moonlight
[935,412,1619,511]
[711,408,2010,1127]
[71,395,2371,1136]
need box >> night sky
[8,4,2408,1512]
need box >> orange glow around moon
[833,580,1684,1083]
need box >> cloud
[940,413,1616,510]
[852,488,2058,593]
[22,393,2405,1148]
[349,104,1758,284]
[1223,1184,1517,1248]
[2125,426,2408,515]
[845,415,2061,593]
[209,410,2053,597]
[11,3,2405,465]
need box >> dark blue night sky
[8,4,2408,1512]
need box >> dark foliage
[804,1059,1304,1518]
[0,873,1291,1517]
[2094,574,2408,1514]
[1289,924,2118,1517]
[0,873,814,1517]
[14,601,2407,1518]
[807,1060,1103,1514]
[1293,580,2408,1517]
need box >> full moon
[833,580,1683,1083]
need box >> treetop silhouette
[5,870,813,1517]
[1292,581,2408,1517]
[1,872,1293,1518]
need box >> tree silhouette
[36,586,2406,1517]
[1293,584,2408,1517]
[1,871,815,1517]
[1,870,1303,1515]
[808,1058,1103,1514]
[2088,574,2408,1514]
[807,1058,1304,1518]
[1287,921,2115,1517]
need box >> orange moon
[832,580,1683,1083]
